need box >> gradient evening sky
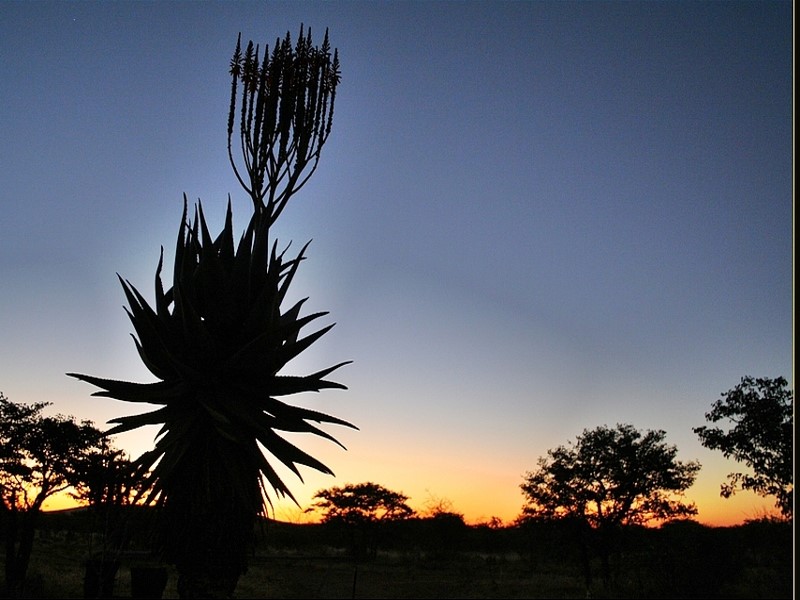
[0,1,793,526]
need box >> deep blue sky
[1,1,793,524]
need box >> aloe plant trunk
[69,25,349,599]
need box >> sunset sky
[1,1,793,526]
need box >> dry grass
[21,540,584,599]
[13,520,794,599]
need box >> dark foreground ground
[6,513,794,599]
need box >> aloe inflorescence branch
[228,24,340,223]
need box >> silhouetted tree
[68,24,351,599]
[70,439,137,571]
[70,438,135,509]
[0,393,104,597]
[694,375,793,519]
[418,494,467,558]
[519,423,700,589]
[307,482,414,558]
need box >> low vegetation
[10,510,793,599]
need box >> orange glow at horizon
[40,474,781,530]
[37,423,782,528]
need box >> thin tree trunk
[3,507,40,598]
[3,504,19,596]
[578,521,593,592]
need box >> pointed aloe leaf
[268,363,352,396]
[196,201,214,250]
[105,405,175,436]
[173,196,190,287]
[257,428,335,478]
[230,311,328,372]
[214,197,236,270]
[154,247,170,319]
[173,282,214,358]
[231,216,256,295]
[255,451,297,504]
[271,399,357,429]
[267,413,351,449]
[275,241,311,308]
[273,297,311,346]
[271,323,336,371]
[66,374,184,404]
[249,215,270,282]
[118,278,177,362]
[257,397,357,444]
[239,273,285,334]
[253,398,355,436]
[129,332,173,381]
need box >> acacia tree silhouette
[307,482,415,559]
[0,393,105,598]
[68,25,352,599]
[520,424,700,590]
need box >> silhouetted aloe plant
[69,25,350,599]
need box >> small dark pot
[131,566,169,599]
[83,558,120,599]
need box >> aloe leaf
[173,196,190,287]
[229,310,327,372]
[154,247,171,319]
[257,428,335,478]
[275,241,311,307]
[105,406,174,435]
[214,198,236,269]
[269,368,351,396]
[272,323,336,370]
[173,282,214,359]
[66,374,183,404]
[196,201,214,249]
[255,451,297,503]
[249,216,270,281]
[256,398,357,443]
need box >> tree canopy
[307,482,414,525]
[0,392,108,597]
[693,375,793,519]
[519,424,701,589]
[69,438,135,509]
[520,423,701,529]
[0,392,103,513]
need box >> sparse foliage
[694,375,793,519]
[421,492,460,519]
